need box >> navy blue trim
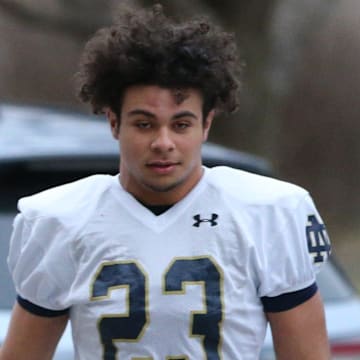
[261,282,318,312]
[17,295,70,317]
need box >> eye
[135,120,151,129]
[174,121,191,131]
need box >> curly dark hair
[75,3,241,119]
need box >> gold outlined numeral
[91,261,149,360]
[91,257,224,359]
[164,257,224,360]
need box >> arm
[0,302,68,360]
[266,291,331,360]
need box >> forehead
[121,85,203,112]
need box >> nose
[150,127,175,152]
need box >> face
[107,85,214,205]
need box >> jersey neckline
[108,167,209,232]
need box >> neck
[118,167,204,206]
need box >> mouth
[146,161,180,174]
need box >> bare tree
[277,0,360,229]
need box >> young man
[1,4,331,360]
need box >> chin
[145,181,180,193]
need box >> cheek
[179,137,203,157]
[120,135,147,159]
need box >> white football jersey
[8,166,330,360]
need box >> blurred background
[0,0,359,288]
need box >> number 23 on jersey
[90,256,224,360]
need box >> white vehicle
[1,104,359,359]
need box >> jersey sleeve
[256,192,331,300]
[7,213,76,311]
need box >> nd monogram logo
[193,214,219,227]
[306,215,331,263]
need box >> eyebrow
[127,109,155,118]
[126,109,199,120]
[173,111,198,120]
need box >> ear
[202,109,215,142]
[105,108,120,139]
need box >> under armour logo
[193,214,219,227]
[306,215,331,263]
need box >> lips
[146,161,179,174]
